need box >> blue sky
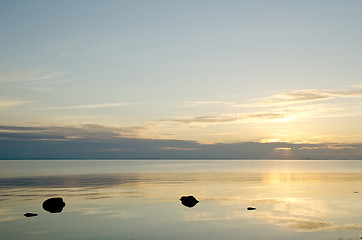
[1,1,362,158]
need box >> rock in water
[42,197,66,213]
[180,196,199,208]
[24,213,38,217]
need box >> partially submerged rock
[180,196,199,208]
[24,213,38,217]
[42,197,66,213]
[247,207,256,210]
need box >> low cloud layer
[1,124,362,159]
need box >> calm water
[1,160,362,240]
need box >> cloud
[255,88,362,106]
[0,70,75,86]
[180,100,249,108]
[43,102,138,110]
[157,112,287,124]
[0,123,147,140]
[161,147,194,151]
[30,87,54,92]
[299,145,358,150]
[0,126,46,132]
[30,72,62,81]
[248,112,287,119]
[182,101,237,107]
[33,78,76,85]
[256,90,330,105]
[1,124,362,159]
[326,89,362,97]
[0,71,63,83]
[0,99,35,108]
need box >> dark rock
[247,207,256,210]
[42,197,66,213]
[180,196,199,208]
[24,213,38,217]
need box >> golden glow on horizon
[273,147,293,158]
[261,139,283,143]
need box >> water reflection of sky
[1,160,362,240]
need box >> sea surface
[1,159,362,240]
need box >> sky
[1,0,362,159]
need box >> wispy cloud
[255,88,362,106]
[299,144,358,150]
[30,87,54,92]
[30,72,62,81]
[33,78,76,85]
[0,71,63,83]
[255,90,330,106]
[0,99,35,108]
[161,147,194,151]
[326,89,362,97]
[43,102,138,110]
[180,100,247,108]
[157,112,287,124]
[181,88,362,109]
[182,101,236,107]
